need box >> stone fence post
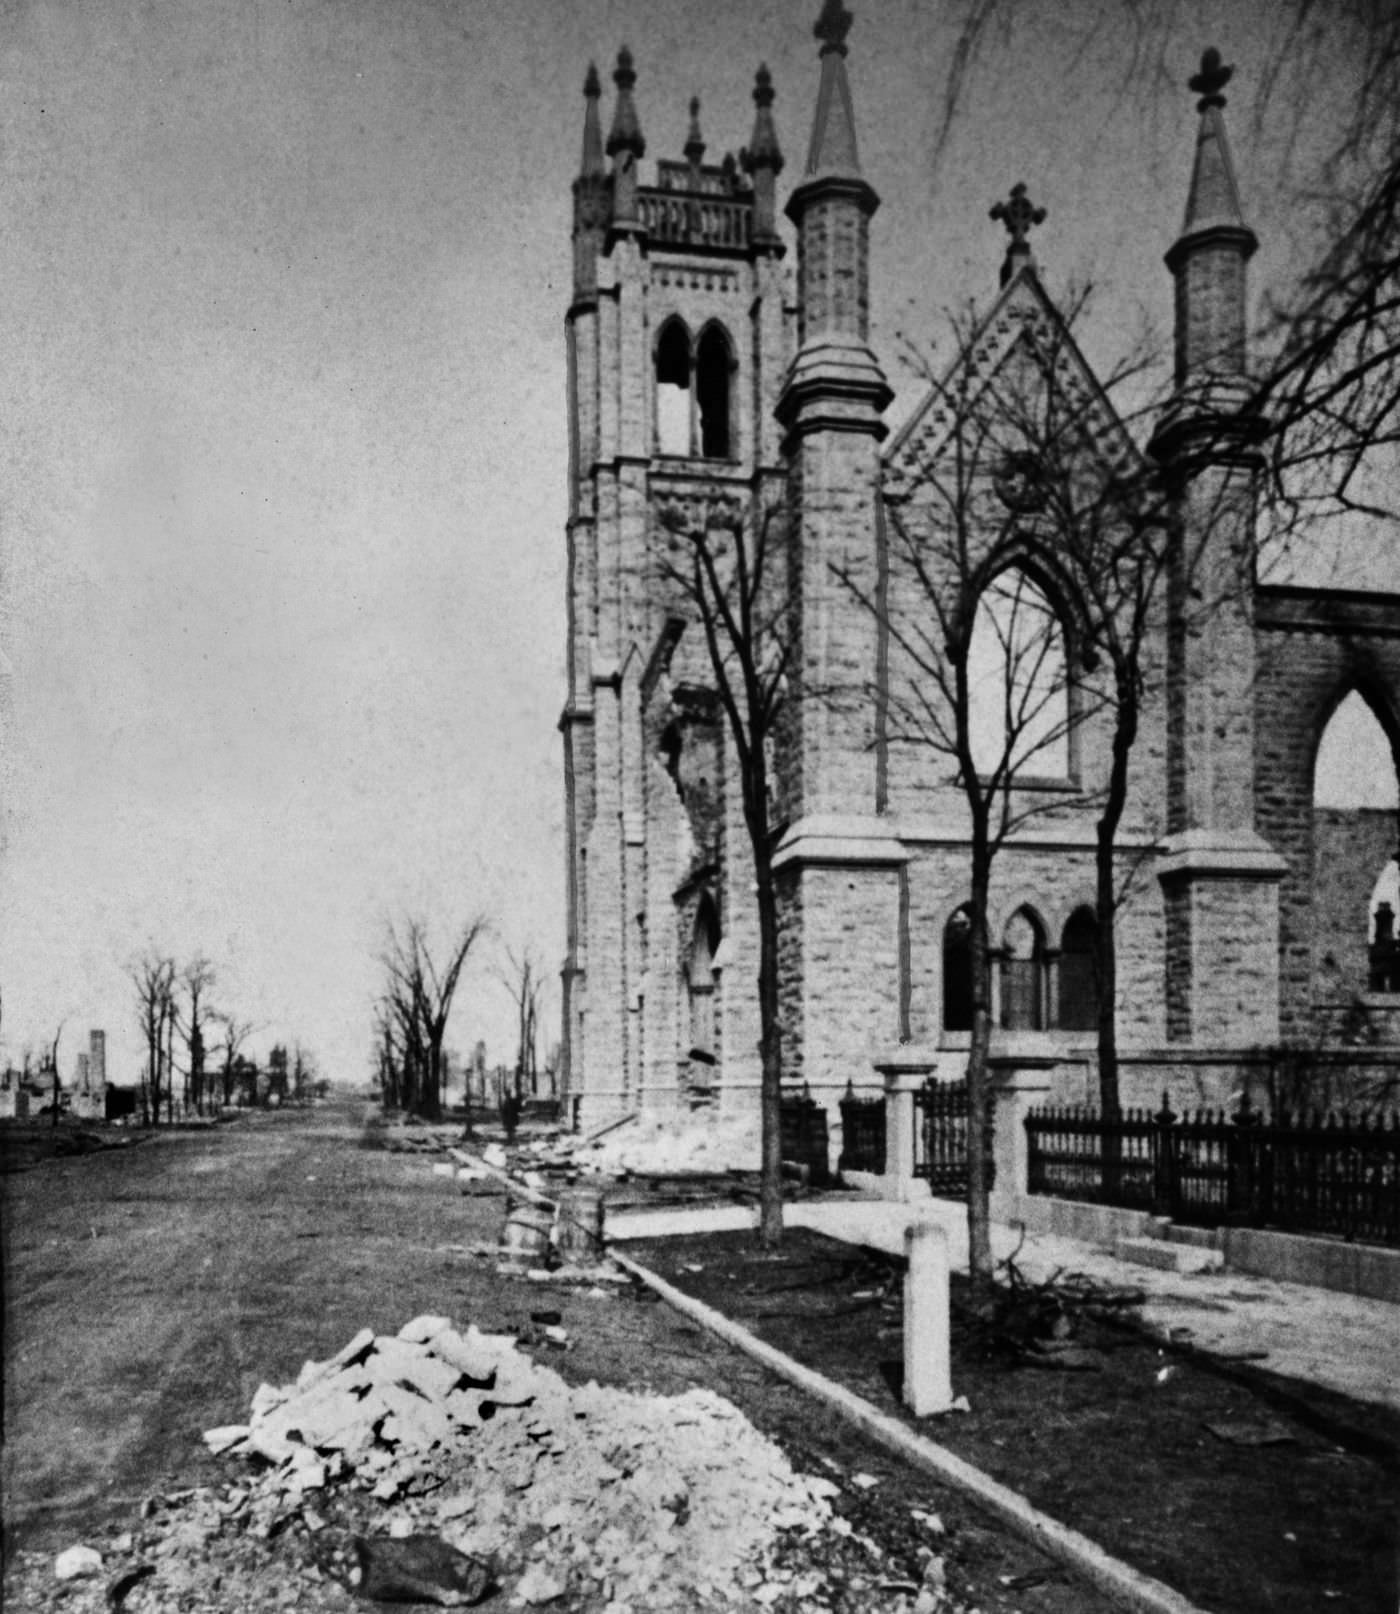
[874,1049,941,1202]
[988,1066,1054,1220]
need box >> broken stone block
[329,1327,377,1370]
[201,1424,251,1455]
[429,1325,515,1383]
[369,1335,462,1401]
[53,1545,103,1580]
[367,1382,455,1451]
[400,1314,454,1345]
[250,1382,288,1419]
[244,1420,304,1465]
[445,1387,491,1427]
[515,1560,568,1604]
[283,1450,328,1495]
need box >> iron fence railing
[838,1084,886,1175]
[915,1078,995,1199]
[780,1087,831,1187]
[1027,1092,1400,1247]
[835,1078,995,1194]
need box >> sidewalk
[606,1194,1400,1414]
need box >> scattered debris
[53,1545,102,1580]
[1205,1420,1297,1447]
[516,1113,759,1177]
[75,1312,892,1610]
[310,1530,493,1605]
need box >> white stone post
[903,1218,953,1416]
[988,1058,1058,1221]
[876,1050,939,1202]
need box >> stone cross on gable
[990,182,1046,284]
[990,182,1046,250]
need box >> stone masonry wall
[1162,871,1282,1045]
[1254,599,1400,1041]
[790,863,902,1108]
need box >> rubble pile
[8,1313,972,1612]
[9,1315,952,1612]
[212,1312,845,1606]
[534,1114,760,1177]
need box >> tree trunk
[965,846,995,1292]
[1096,684,1136,1120]
[1096,681,1136,1197]
[755,840,784,1249]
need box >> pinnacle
[1176,48,1251,244]
[804,2,860,175]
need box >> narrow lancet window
[656,319,691,456]
[696,324,732,458]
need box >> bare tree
[291,1043,318,1104]
[858,255,1288,1272]
[47,1019,67,1130]
[379,915,489,1122]
[214,1012,257,1108]
[129,952,176,1126]
[845,294,1145,1287]
[930,7,1400,537]
[500,945,545,1104]
[656,494,791,1248]
[180,956,216,1116]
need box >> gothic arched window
[688,900,721,1061]
[1058,906,1100,1031]
[656,318,692,456]
[968,568,1071,780]
[696,323,733,459]
[1313,688,1400,999]
[942,905,973,1032]
[999,906,1047,1031]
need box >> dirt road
[3,1102,538,1554]
[3,1103,1126,1611]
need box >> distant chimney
[76,1052,90,1090]
[89,1029,107,1087]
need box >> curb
[609,1248,1217,1614]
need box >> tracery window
[967,569,1071,780]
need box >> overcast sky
[0,0,1393,1089]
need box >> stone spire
[1150,51,1285,1053]
[1178,49,1251,239]
[572,63,608,302]
[742,64,785,247]
[684,96,705,174]
[607,46,646,231]
[1164,48,1257,386]
[782,0,885,359]
[989,182,1046,287]
[580,62,605,179]
[803,0,860,177]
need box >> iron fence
[916,1077,995,1199]
[838,1083,885,1175]
[780,1087,831,1187]
[1026,1092,1400,1247]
